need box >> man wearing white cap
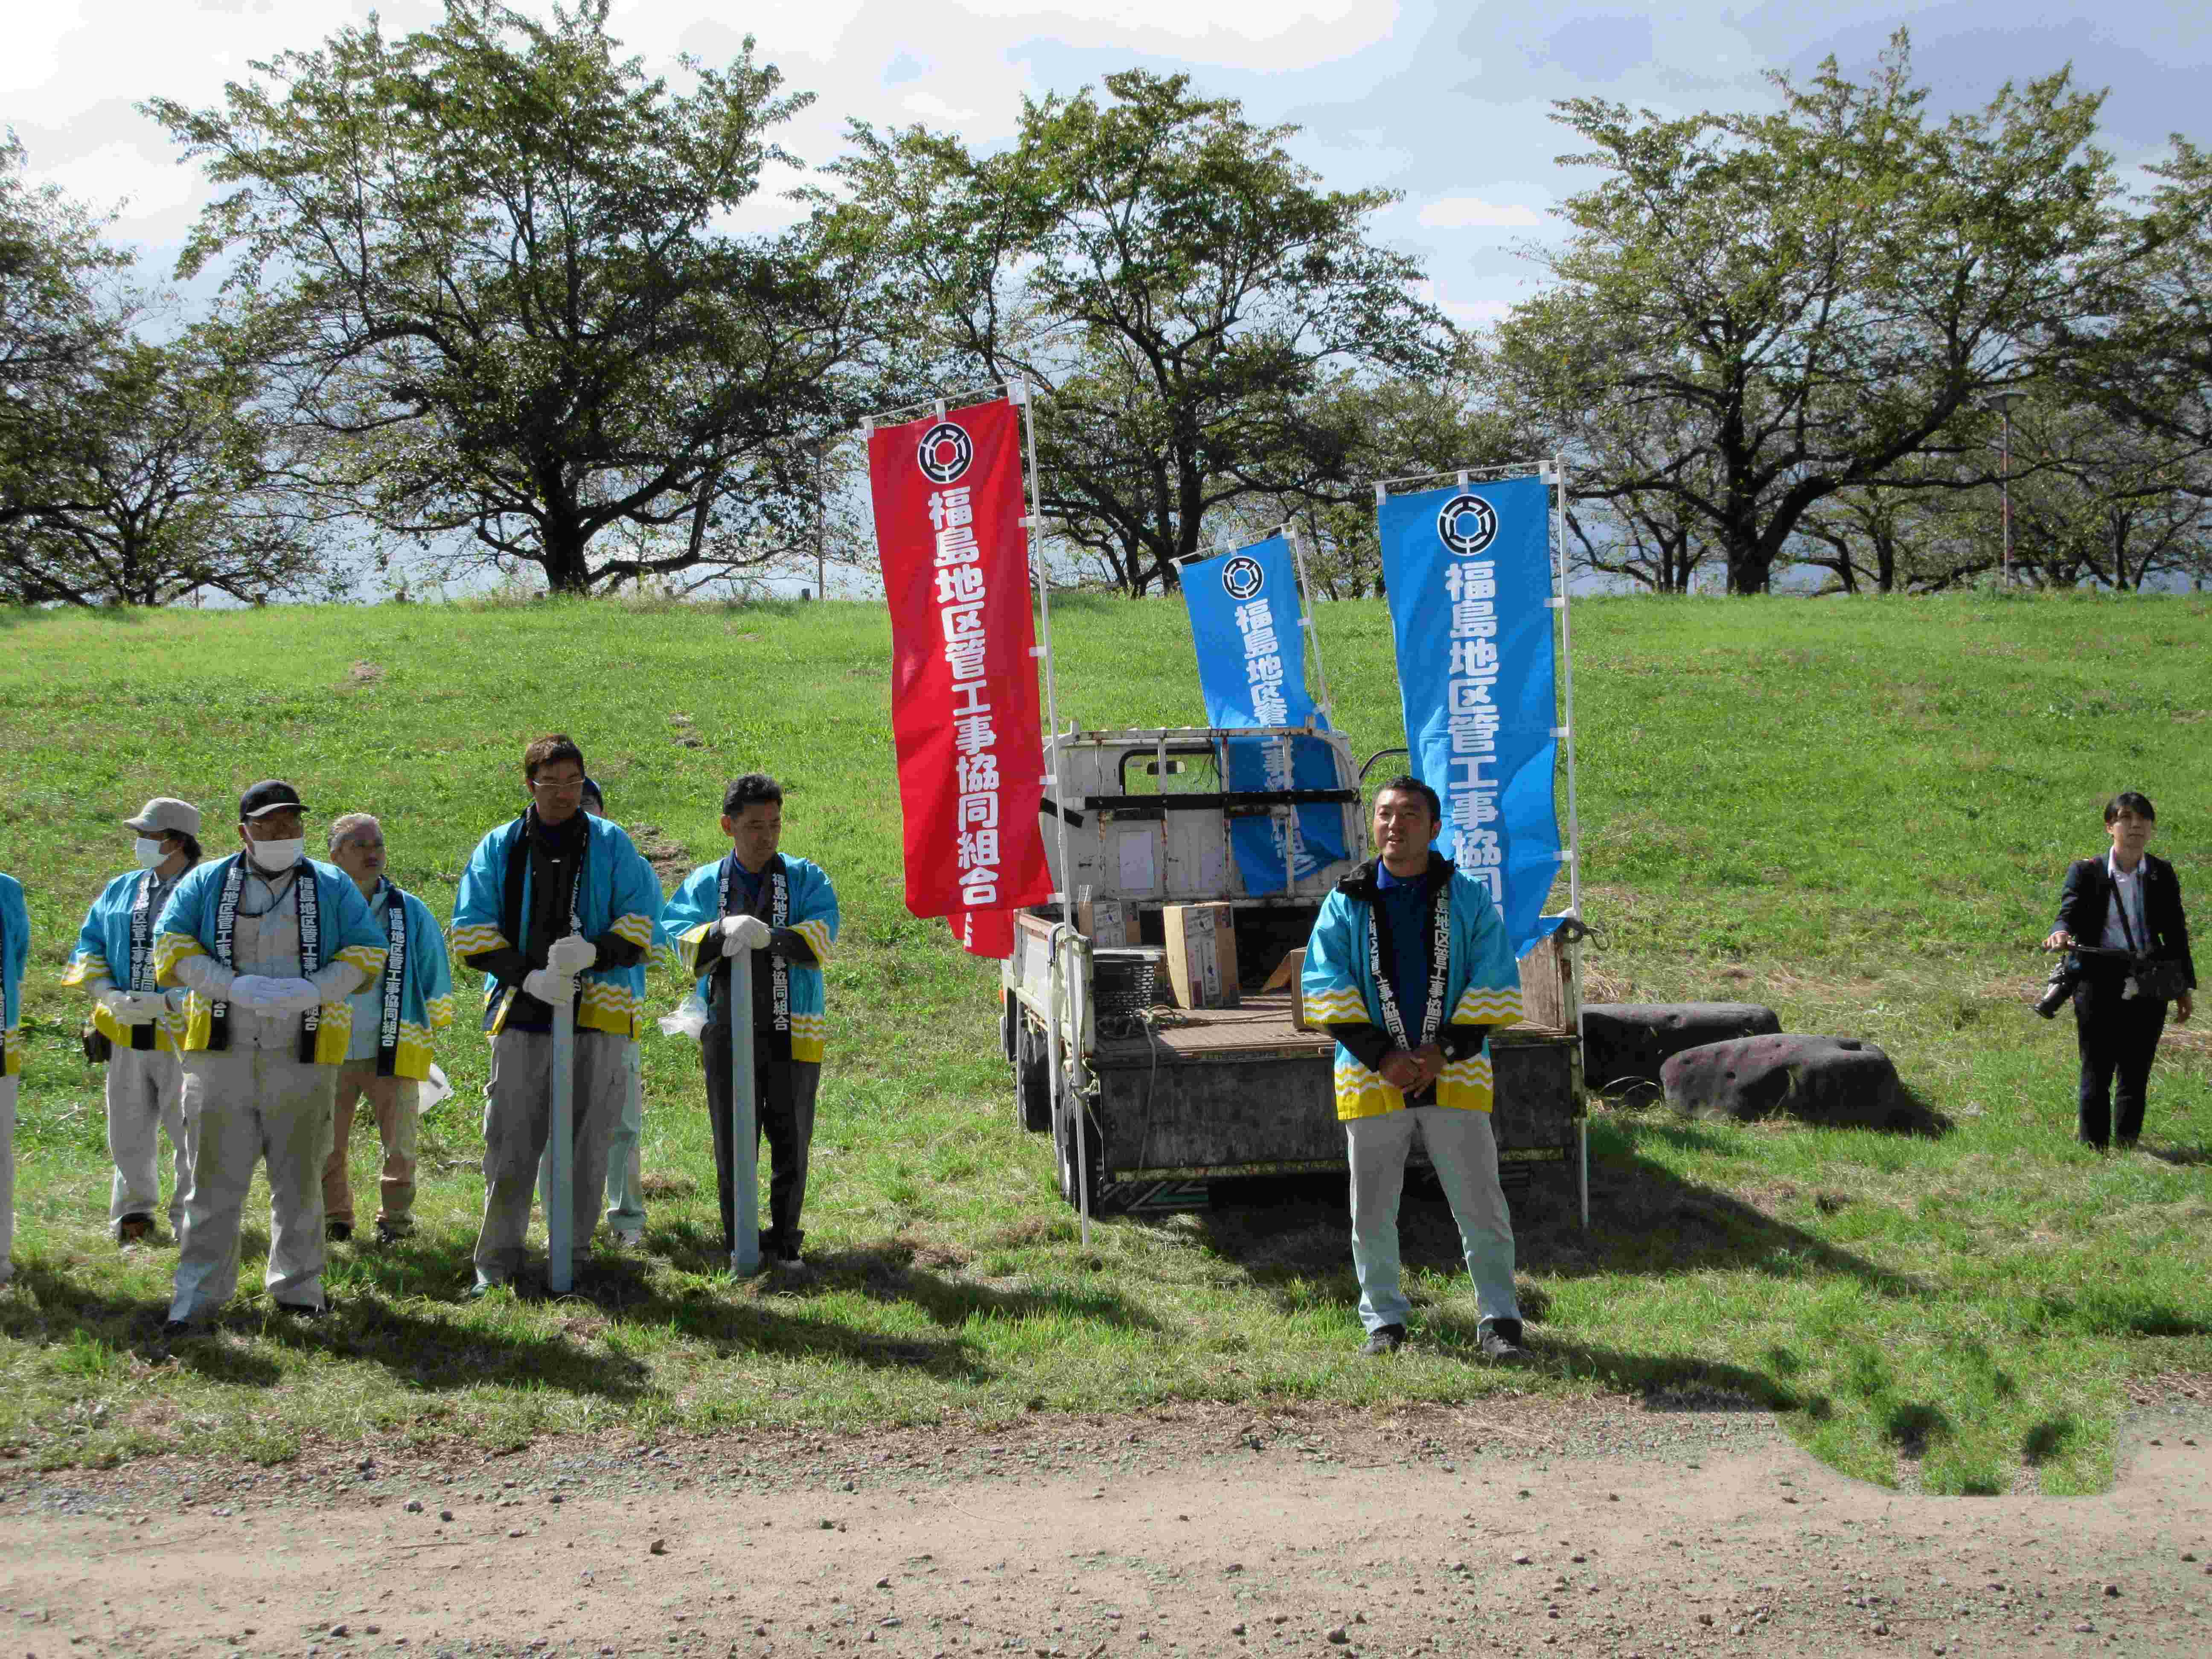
[320,812,455,1244]
[62,798,203,1244]
[155,780,385,1331]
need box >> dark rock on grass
[1662,1034,1939,1133]
[1582,1003,1781,1098]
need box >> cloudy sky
[12,0,2209,333]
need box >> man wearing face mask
[451,736,662,1292]
[62,798,203,1245]
[320,813,456,1245]
[154,781,386,1333]
[663,773,839,1271]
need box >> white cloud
[950,0,1399,70]
[902,90,984,124]
[1417,196,1546,230]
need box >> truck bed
[1092,991,1331,1064]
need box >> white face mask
[248,838,305,872]
[134,837,167,870]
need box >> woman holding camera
[2043,792,2195,1150]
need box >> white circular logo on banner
[1221,555,1266,601]
[917,422,973,484]
[1437,492,1499,556]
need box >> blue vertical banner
[1181,533,1317,729]
[1376,477,1562,956]
[1181,534,1345,893]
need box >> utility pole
[1983,390,2027,586]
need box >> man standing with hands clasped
[664,774,838,1272]
[451,736,661,1293]
[64,797,201,1246]
[154,782,387,1331]
[321,813,456,1244]
[1302,776,1530,1361]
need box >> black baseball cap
[239,780,308,821]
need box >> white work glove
[227,974,285,1009]
[522,966,574,1005]
[266,978,323,1015]
[547,934,597,976]
[720,914,773,956]
[99,988,163,1024]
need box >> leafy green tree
[0,334,342,607]
[0,131,135,535]
[144,0,879,594]
[1498,32,2118,595]
[830,70,1455,596]
[2048,139,2212,468]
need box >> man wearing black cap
[63,796,204,1244]
[154,781,385,1331]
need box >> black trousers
[701,1021,819,1253]
[2073,978,2168,1148]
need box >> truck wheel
[1000,990,1019,1065]
[1054,1080,1104,1213]
[1013,1015,1054,1135]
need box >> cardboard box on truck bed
[1163,902,1240,1009]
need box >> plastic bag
[658,990,709,1039]
[420,1063,454,1112]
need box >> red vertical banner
[870,397,1053,943]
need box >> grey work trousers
[1345,1105,1521,1336]
[474,1027,626,1285]
[105,1043,187,1237]
[169,1047,338,1320]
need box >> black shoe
[274,1299,330,1321]
[326,1220,353,1243]
[1479,1319,1530,1363]
[374,1220,410,1246]
[160,1318,198,1339]
[117,1215,154,1246]
[1361,1323,1406,1356]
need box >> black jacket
[2056,853,2196,990]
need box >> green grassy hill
[0,590,2206,1494]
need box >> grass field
[0,589,2207,1496]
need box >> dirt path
[3,1396,2209,1659]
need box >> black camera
[2034,956,2081,1019]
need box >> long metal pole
[815,441,828,602]
[1285,521,1335,719]
[1017,379,1087,1249]
[1550,455,1590,1231]
[547,990,575,1294]
[729,948,760,1276]
[2000,409,2014,588]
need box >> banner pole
[729,948,760,1276]
[1285,521,1334,719]
[1016,377,1072,912]
[546,989,574,1295]
[1551,455,1583,920]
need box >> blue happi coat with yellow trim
[662,855,838,1063]
[153,856,388,1063]
[1301,859,1522,1119]
[450,814,663,1039]
[358,878,459,1080]
[64,867,191,1053]
[0,872,26,1077]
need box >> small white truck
[999,724,1586,1220]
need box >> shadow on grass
[2139,1141,2212,1167]
[1187,1118,1919,1307]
